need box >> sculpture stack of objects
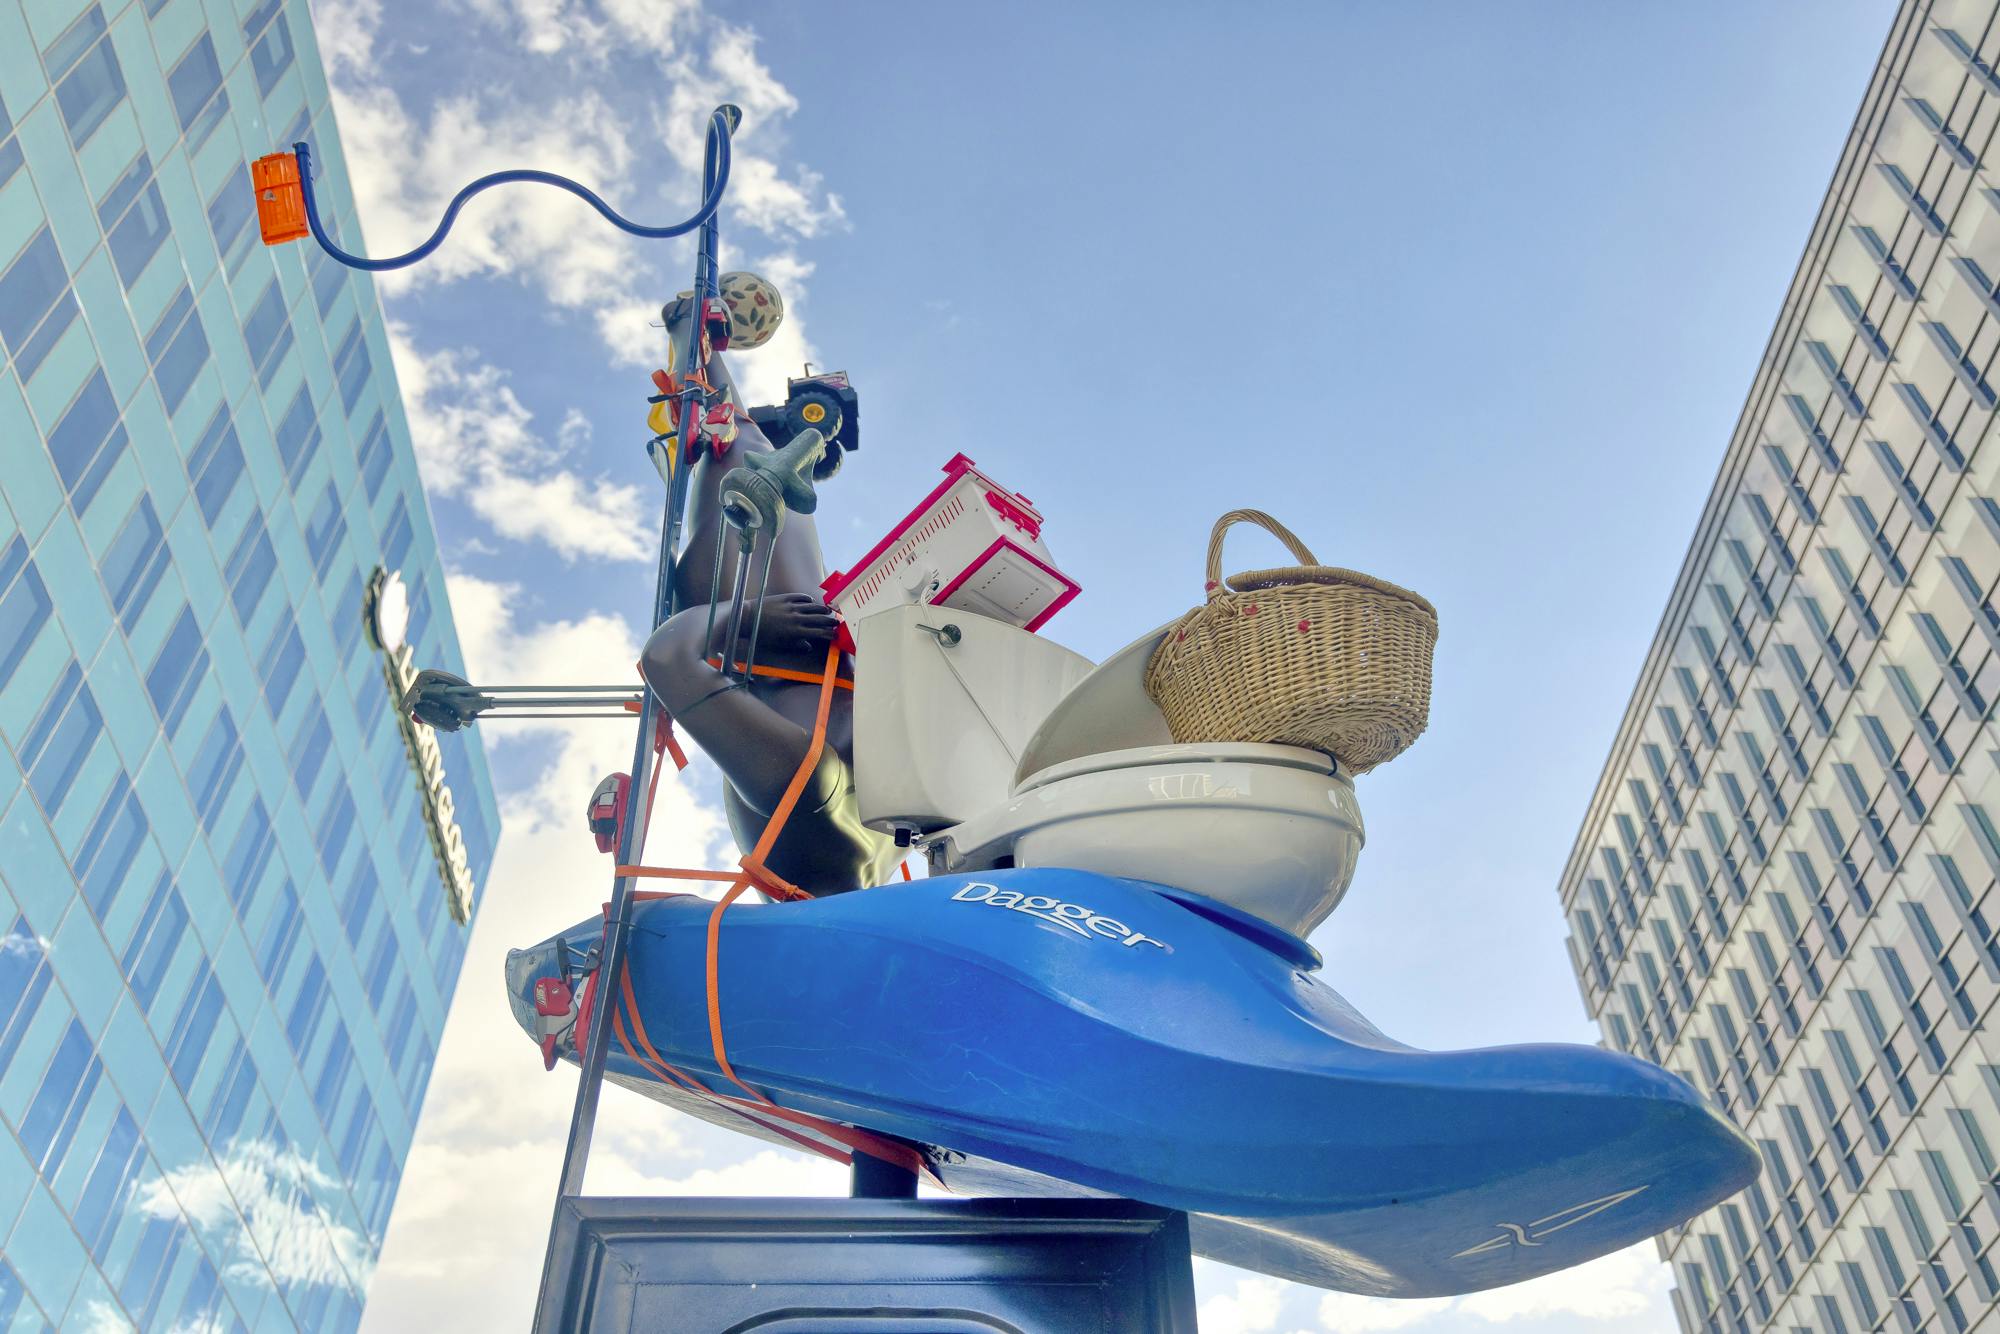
[503,276,1760,1299]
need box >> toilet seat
[1015,742,1336,793]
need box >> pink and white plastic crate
[822,453,1080,638]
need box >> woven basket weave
[1143,510,1439,773]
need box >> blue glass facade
[0,1,498,1329]
[1559,3,2000,1330]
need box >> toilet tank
[853,605,1095,834]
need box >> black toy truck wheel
[786,389,843,443]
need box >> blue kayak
[507,868,1756,1297]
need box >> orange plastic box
[252,152,308,245]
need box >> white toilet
[851,604,1365,939]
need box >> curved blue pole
[296,105,737,272]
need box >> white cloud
[1198,1274,1288,1334]
[1314,1290,1457,1331]
[643,1148,847,1198]
[1454,1246,1670,1324]
[307,0,382,79]
[320,0,839,374]
[1299,1246,1673,1333]
[387,326,653,562]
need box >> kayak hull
[508,869,1756,1297]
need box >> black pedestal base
[536,1196,1198,1333]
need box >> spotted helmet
[718,270,784,349]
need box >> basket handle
[1205,509,1318,595]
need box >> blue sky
[307,2,1898,1330]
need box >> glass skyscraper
[0,0,498,1329]
[1558,2,2000,1330]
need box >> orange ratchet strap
[602,645,935,1182]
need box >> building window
[1936,27,2000,96]
[0,227,79,382]
[316,784,356,876]
[1783,394,1843,472]
[1877,163,1951,237]
[303,483,348,581]
[259,615,306,714]
[45,370,129,515]
[101,496,168,632]
[21,663,101,814]
[224,799,275,909]
[1743,492,1797,571]
[207,164,256,275]
[258,882,302,989]
[164,965,224,1089]
[1828,283,1893,361]
[145,283,209,413]
[166,34,228,150]
[1924,321,1998,408]
[275,384,321,485]
[241,280,294,387]
[1803,339,1868,418]
[1880,664,1944,772]
[1912,611,1985,718]
[18,1020,105,1177]
[1672,671,1717,749]
[310,221,348,315]
[290,703,331,798]
[1843,495,1908,586]
[1725,537,1778,616]
[1817,546,1880,640]
[1858,715,1923,820]
[382,499,414,570]
[1867,437,1936,530]
[122,873,188,1009]
[1929,852,2000,981]
[0,937,49,1085]
[246,1,296,95]
[1892,381,1966,471]
[287,955,329,1051]
[1941,555,2000,656]
[334,318,372,413]
[74,774,146,917]
[225,513,278,622]
[0,538,53,690]
[187,406,245,525]
[1852,224,1921,303]
[44,6,126,148]
[146,604,209,736]
[98,152,169,287]
[356,412,393,499]
[187,708,243,832]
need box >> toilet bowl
[852,605,1365,939]
[937,742,1363,937]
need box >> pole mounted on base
[250,104,752,1331]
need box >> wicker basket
[1143,510,1439,773]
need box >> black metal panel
[537,1197,1197,1333]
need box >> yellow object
[647,399,677,436]
[800,401,827,424]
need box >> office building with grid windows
[1558,3,2000,1330]
[0,0,498,1329]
